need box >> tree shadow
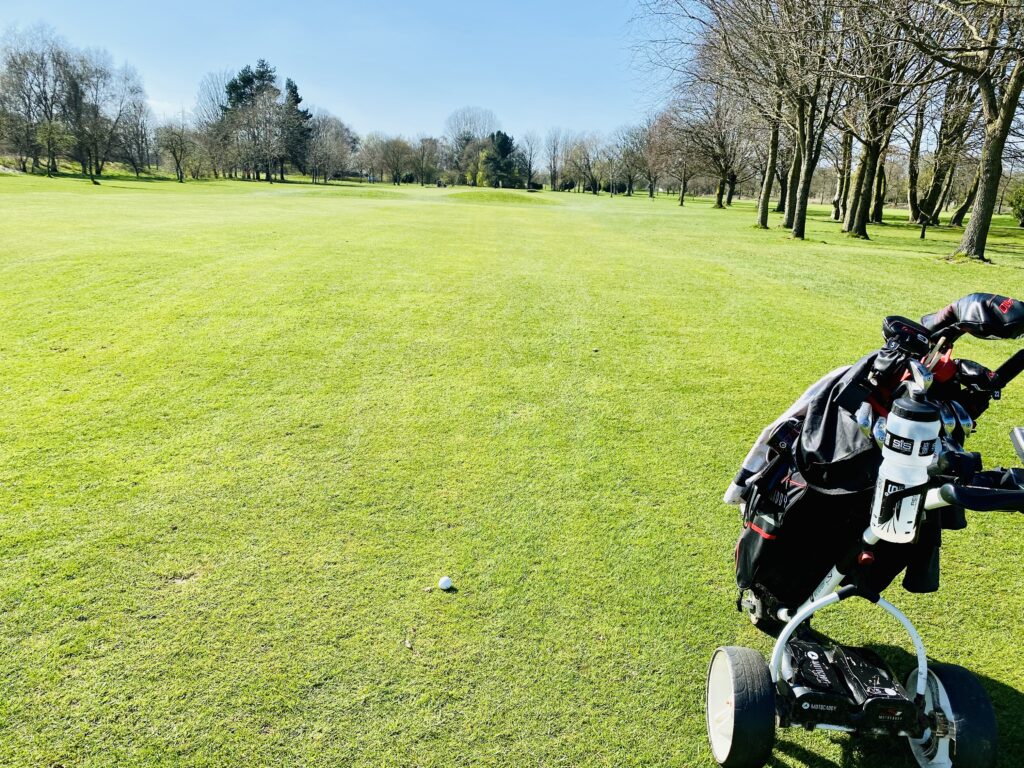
[766,644,1022,767]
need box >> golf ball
[438,576,453,591]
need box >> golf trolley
[706,337,1024,768]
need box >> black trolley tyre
[705,646,776,768]
[906,663,998,768]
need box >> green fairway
[3,174,1024,767]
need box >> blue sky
[1,0,661,138]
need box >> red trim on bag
[749,522,777,540]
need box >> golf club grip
[995,349,1024,388]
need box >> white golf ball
[438,576,453,591]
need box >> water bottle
[870,392,940,543]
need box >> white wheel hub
[908,669,954,767]
[707,651,737,762]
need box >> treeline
[639,0,1024,260]
[0,24,759,201]
[0,26,147,179]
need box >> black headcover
[921,293,1024,342]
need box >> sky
[0,0,664,138]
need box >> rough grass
[1,174,1023,767]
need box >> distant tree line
[15,10,1024,262]
[638,0,1024,260]
[0,25,147,181]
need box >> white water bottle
[870,393,940,543]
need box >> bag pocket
[735,461,809,590]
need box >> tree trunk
[791,100,830,240]
[679,176,688,206]
[775,159,788,213]
[907,101,925,222]
[725,172,737,206]
[849,143,881,239]
[843,151,868,233]
[714,177,726,208]
[870,162,886,224]
[757,120,779,228]
[782,145,801,228]
[792,156,814,240]
[950,164,980,227]
[831,131,851,221]
[934,162,957,222]
[957,127,1007,259]
[839,139,853,223]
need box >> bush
[1009,186,1024,227]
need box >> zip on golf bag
[729,293,1024,614]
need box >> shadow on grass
[767,644,1022,768]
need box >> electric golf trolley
[705,297,1024,768]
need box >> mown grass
[1,173,1023,767]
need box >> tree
[224,59,283,181]
[381,136,411,183]
[0,26,71,175]
[157,115,193,182]
[899,1,1024,259]
[480,130,518,187]
[194,70,233,178]
[444,106,498,185]
[639,0,845,236]
[519,130,540,189]
[120,97,152,176]
[1007,185,1024,227]
[835,4,931,239]
[674,84,754,208]
[614,126,643,195]
[307,111,353,183]
[412,136,441,185]
[653,108,694,205]
[355,132,385,182]
[0,29,44,172]
[281,78,311,178]
[567,134,602,194]
[545,127,563,190]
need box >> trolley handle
[993,349,1024,389]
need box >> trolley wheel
[706,646,775,768]
[907,662,998,768]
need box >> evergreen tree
[282,78,312,175]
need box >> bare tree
[157,114,193,182]
[544,127,563,190]
[355,132,385,182]
[673,84,754,208]
[831,5,932,238]
[120,97,152,176]
[898,0,1024,258]
[519,130,540,189]
[567,134,602,194]
[412,135,440,185]
[307,111,353,184]
[653,107,695,205]
[381,136,411,184]
[194,70,232,178]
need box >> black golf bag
[730,293,1024,613]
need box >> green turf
[1,173,1023,767]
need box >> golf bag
[728,293,1024,612]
